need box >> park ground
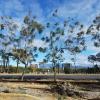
[0,79,100,100]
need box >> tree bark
[53,63,56,82]
[16,60,19,73]
[21,63,27,81]
[3,59,6,73]
[57,64,60,74]
[7,60,10,73]
[5,60,8,72]
[54,66,56,82]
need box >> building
[30,64,39,68]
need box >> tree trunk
[53,63,56,82]
[57,64,60,74]
[74,55,76,73]
[7,60,10,73]
[0,60,3,73]
[74,61,76,73]
[3,59,6,73]
[5,60,8,72]
[21,63,27,81]
[16,60,19,73]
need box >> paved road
[0,74,100,80]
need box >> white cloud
[76,54,90,66]
[62,51,91,66]
[0,0,24,16]
[0,0,45,23]
[57,0,100,24]
[32,39,48,48]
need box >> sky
[0,0,100,66]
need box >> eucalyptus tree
[56,52,65,74]
[86,15,100,69]
[41,30,64,81]
[0,16,18,72]
[18,15,44,80]
[11,37,22,73]
[0,33,5,72]
[2,41,11,72]
[40,11,65,81]
[87,15,100,47]
[65,21,86,72]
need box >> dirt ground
[0,82,57,100]
[0,93,39,100]
[0,82,100,100]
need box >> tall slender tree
[65,21,86,72]
[19,15,44,80]
[86,15,100,70]
[0,16,18,72]
[40,10,65,81]
[87,15,100,47]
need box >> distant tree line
[63,65,100,74]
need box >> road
[0,74,100,80]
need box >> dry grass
[0,93,58,100]
[0,82,89,100]
[0,82,57,100]
[0,82,48,89]
[0,93,39,100]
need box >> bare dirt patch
[0,93,39,100]
[0,82,57,100]
[0,82,100,100]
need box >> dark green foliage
[87,15,100,47]
[39,47,46,53]
[3,66,33,73]
[88,55,96,64]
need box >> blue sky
[0,0,100,66]
[0,0,100,23]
